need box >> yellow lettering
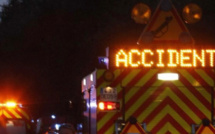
[180,49,192,67]
[193,50,205,67]
[156,49,165,67]
[206,50,215,67]
[116,49,128,67]
[142,49,154,67]
[129,49,141,67]
[167,49,179,67]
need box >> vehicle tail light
[98,101,120,111]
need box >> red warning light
[98,101,120,111]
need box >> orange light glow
[115,49,215,68]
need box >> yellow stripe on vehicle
[157,122,180,134]
[3,111,12,118]
[147,105,190,133]
[195,69,214,86]
[173,80,211,117]
[17,108,30,119]
[8,109,22,119]
[97,70,140,131]
[138,87,201,124]
[135,69,158,86]
[125,70,159,103]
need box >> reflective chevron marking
[151,114,187,134]
[96,69,214,134]
[97,70,140,132]
[97,70,159,133]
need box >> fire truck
[0,102,32,134]
[81,0,215,133]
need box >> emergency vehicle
[81,0,215,133]
[0,101,32,134]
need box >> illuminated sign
[115,49,215,68]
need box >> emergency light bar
[98,101,120,111]
[0,102,17,108]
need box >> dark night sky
[0,0,214,116]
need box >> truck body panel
[82,69,215,134]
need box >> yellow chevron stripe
[138,87,201,124]
[195,69,214,86]
[121,69,141,87]
[194,69,214,106]
[17,108,29,119]
[178,69,201,86]
[96,69,214,133]
[3,111,12,118]
[8,108,22,118]
[97,70,140,131]
[177,69,211,104]
[166,87,204,122]
[147,105,190,133]
[125,69,159,103]
[157,122,180,134]
[135,69,158,86]
[126,81,163,121]
[104,124,115,134]
[172,81,211,117]
[97,69,105,80]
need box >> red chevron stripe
[4,109,17,118]
[97,112,121,134]
[96,69,106,88]
[109,69,131,87]
[134,82,207,123]
[165,131,171,134]
[188,69,211,93]
[1,114,8,119]
[132,84,166,118]
[178,71,211,111]
[144,96,195,124]
[125,73,158,112]
[151,114,187,134]
[15,108,30,121]
[171,83,207,119]
[118,69,148,98]
[203,69,215,81]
